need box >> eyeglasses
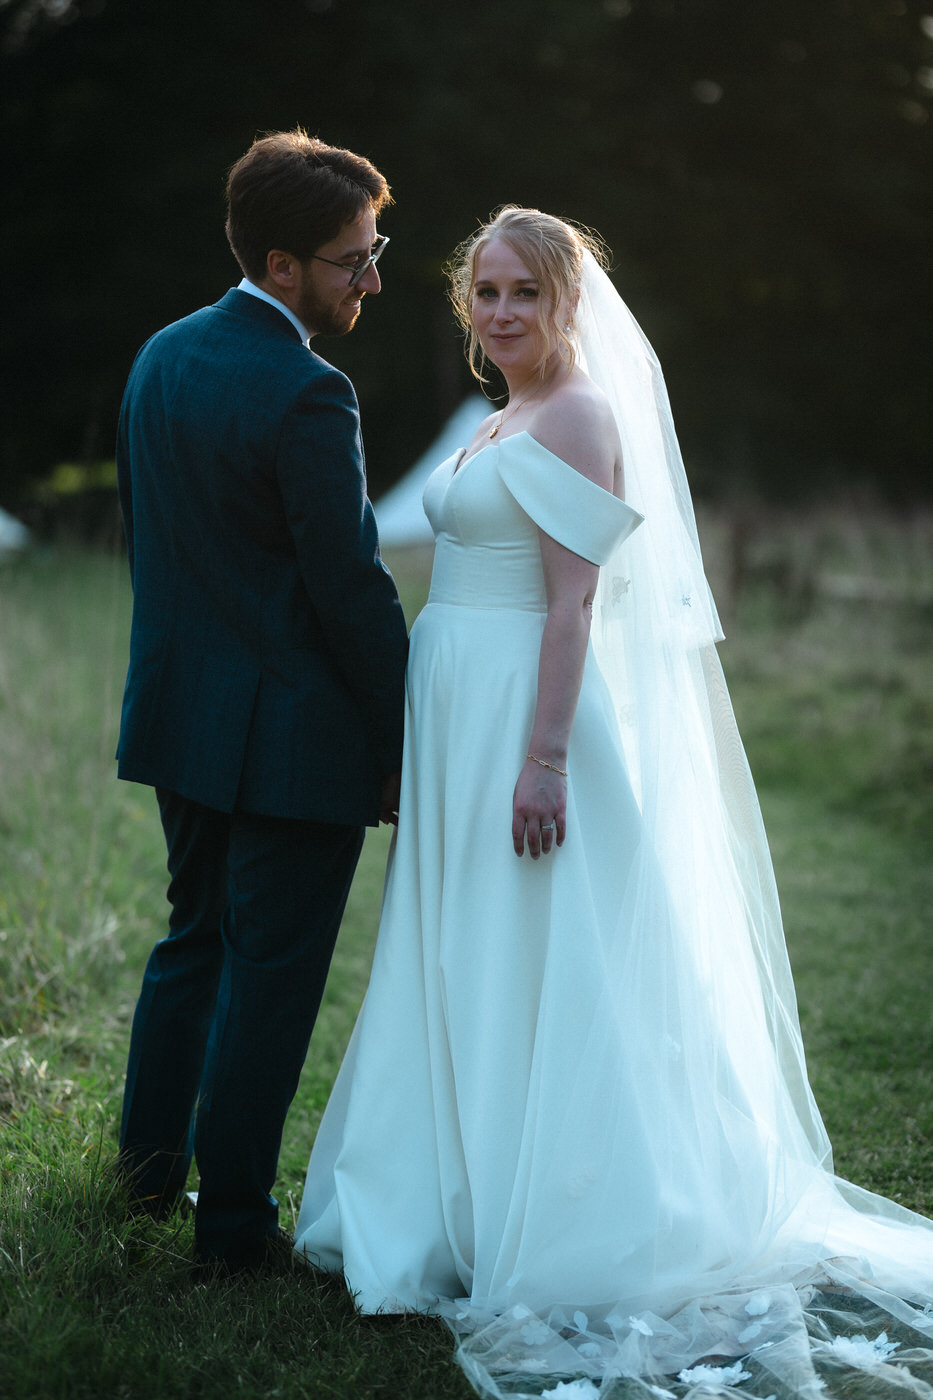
[310,234,390,289]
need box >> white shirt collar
[237,278,311,346]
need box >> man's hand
[379,771,402,826]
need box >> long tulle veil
[446,253,933,1400]
[579,250,827,1161]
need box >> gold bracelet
[526,753,568,777]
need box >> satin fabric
[296,433,933,1399]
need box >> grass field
[1,505,932,1399]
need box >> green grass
[1,508,932,1398]
[707,508,933,1213]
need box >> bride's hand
[512,759,566,859]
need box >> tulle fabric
[295,257,933,1399]
[441,257,933,1397]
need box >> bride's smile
[471,238,568,385]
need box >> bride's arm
[512,393,616,859]
[512,536,599,858]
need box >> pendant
[488,424,499,439]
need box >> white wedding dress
[296,428,933,1399]
[295,431,930,1394]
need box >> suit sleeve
[275,365,409,774]
[115,348,147,581]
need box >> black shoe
[118,1149,191,1222]
[192,1228,295,1280]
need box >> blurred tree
[1,0,930,507]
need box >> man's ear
[265,249,297,290]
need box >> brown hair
[446,206,608,383]
[225,128,392,282]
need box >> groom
[115,129,409,1271]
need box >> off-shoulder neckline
[453,430,624,505]
[456,429,555,475]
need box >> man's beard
[298,287,360,339]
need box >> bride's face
[471,238,564,379]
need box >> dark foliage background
[1,0,930,507]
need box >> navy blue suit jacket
[116,288,409,825]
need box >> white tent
[0,507,30,562]
[374,396,489,548]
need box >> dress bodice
[423,445,549,612]
[422,432,643,613]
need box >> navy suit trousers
[119,789,364,1263]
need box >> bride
[295,207,933,1399]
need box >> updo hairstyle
[446,206,608,384]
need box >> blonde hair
[446,206,609,384]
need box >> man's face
[295,208,381,338]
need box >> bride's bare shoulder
[531,374,620,489]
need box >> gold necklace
[488,380,546,440]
